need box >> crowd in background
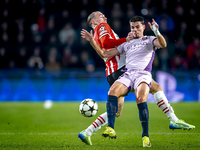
[0,0,200,73]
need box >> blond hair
[87,11,99,28]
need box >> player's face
[93,12,107,26]
[130,21,145,38]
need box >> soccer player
[78,12,195,147]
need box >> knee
[108,84,128,97]
[154,84,163,93]
[150,83,163,95]
[108,89,117,97]
[136,95,147,104]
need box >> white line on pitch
[0,132,199,135]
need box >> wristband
[152,24,161,36]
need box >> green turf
[0,102,200,150]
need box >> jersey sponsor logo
[127,42,148,50]
[99,26,105,31]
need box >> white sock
[85,112,107,137]
[154,91,179,122]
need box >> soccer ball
[79,99,98,117]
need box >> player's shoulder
[144,35,156,39]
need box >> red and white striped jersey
[93,23,126,76]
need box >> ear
[91,20,95,25]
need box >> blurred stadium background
[0,0,200,102]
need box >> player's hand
[116,110,121,118]
[126,32,134,41]
[80,29,93,41]
[116,104,123,118]
[116,97,124,118]
[148,18,161,36]
[148,18,159,30]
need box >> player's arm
[148,18,167,48]
[116,96,124,118]
[100,32,133,48]
[89,38,120,58]
[81,29,103,56]
[99,23,133,48]
[100,36,126,48]
[81,29,120,58]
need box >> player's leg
[116,96,125,117]
[78,67,126,144]
[102,81,128,139]
[78,96,125,145]
[150,80,195,130]
[150,80,179,122]
[107,67,126,118]
[78,112,107,145]
[85,112,107,136]
[134,82,151,147]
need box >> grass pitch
[0,102,200,150]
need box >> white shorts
[116,70,152,92]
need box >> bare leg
[106,81,128,129]
[134,82,149,104]
[134,82,150,139]
[150,79,162,95]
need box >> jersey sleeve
[116,42,125,54]
[148,36,157,48]
[100,37,126,48]
[97,23,126,48]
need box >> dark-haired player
[78,12,195,147]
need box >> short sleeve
[148,36,157,47]
[97,23,112,40]
[117,43,125,54]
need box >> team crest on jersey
[142,36,148,40]
[99,26,105,31]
